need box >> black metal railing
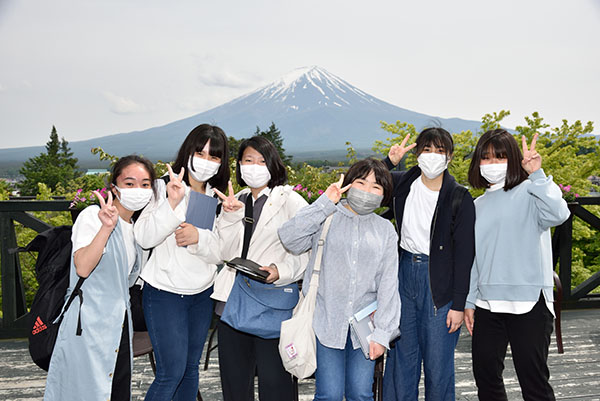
[1,197,599,338]
[0,200,71,338]
[552,196,600,308]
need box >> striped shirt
[278,194,401,350]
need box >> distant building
[86,169,109,175]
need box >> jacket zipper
[429,205,439,316]
[392,197,399,235]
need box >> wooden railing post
[558,211,573,301]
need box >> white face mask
[480,163,508,185]
[114,186,153,211]
[417,153,448,179]
[188,156,220,183]
[240,164,271,188]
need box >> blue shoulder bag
[221,193,299,339]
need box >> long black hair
[171,124,230,193]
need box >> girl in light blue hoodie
[464,129,569,401]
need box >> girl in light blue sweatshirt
[464,129,570,401]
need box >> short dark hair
[236,136,287,188]
[342,158,393,205]
[415,127,454,157]
[468,129,528,191]
[172,124,230,193]
[110,155,157,198]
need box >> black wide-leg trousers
[472,294,556,401]
[217,320,294,401]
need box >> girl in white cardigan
[134,124,230,400]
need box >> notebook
[349,301,377,359]
[185,191,218,230]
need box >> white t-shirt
[71,205,136,274]
[400,177,440,256]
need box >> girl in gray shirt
[279,158,400,401]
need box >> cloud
[102,91,146,115]
[198,70,255,89]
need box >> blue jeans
[143,283,214,401]
[383,251,460,401]
[314,330,376,401]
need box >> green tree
[228,136,243,161]
[254,122,292,165]
[19,126,82,195]
[0,179,12,200]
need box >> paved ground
[1,309,599,400]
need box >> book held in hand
[226,257,269,283]
[349,301,377,359]
[185,191,218,230]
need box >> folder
[349,301,377,359]
[186,191,218,230]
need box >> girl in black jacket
[382,127,476,401]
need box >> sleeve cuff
[371,328,394,350]
[451,295,467,311]
[158,198,185,226]
[528,168,546,181]
[383,156,396,170]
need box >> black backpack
[22,225,85,371]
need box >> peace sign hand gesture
[324,174,352,204]
[214,181,244,213]
[166,164,186,210]
[93,190,118,230]
[388,134,417,166]
[521,133,542,175]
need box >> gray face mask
[346,187,383,215]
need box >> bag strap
[310,214,334,282]
[241,194,254,259]
[61,276,86,336]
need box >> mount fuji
[0,66,483,166]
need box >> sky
[0,0,598,149]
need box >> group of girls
[44,121,570,401]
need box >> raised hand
[324,174,352,204]
[174,223,199,247]
[521,133,542,174]
[214,181,244,213]
[388,134,417,166]
[94,190,118,230]
[166,164,186,210]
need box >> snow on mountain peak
[238,66,380,109]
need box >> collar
[486,181,505,192]
[251,187,271,203]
